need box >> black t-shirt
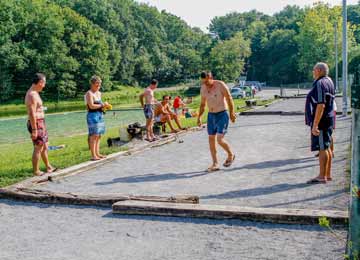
[306,76,335,129]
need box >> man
[154,95,186,133]
[305,62,335,184]
[197,71,237,172]
[25,73,57,176]
[139,79,158,142]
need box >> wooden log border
[112,200,349,225]
[0,188,199,207]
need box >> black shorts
[311,128,333,151]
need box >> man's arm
[139,93,144,108]
[312,104,325,136]
[27,94,38,139]
[197,94,206,126]
[221,82,236,123]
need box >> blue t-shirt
[305,76,335,127]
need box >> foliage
[209,33,251,81]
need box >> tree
[209,32,251,81]
[296,3,356,80]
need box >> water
[0,110,144,145]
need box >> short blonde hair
[90,75,102,84]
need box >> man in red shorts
[25,73,57,176]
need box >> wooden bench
[245,99,257,107]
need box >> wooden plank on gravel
[0,188,199,207]
[112,200,348,225]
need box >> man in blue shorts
[197,71,237,172]
[305,62,335,184]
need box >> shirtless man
[197,71,237,172]
[139,79,158,141]
[25,73,56,176]
[154,95,185,133]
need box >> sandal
[223,154,235,167]
[46,167,58,173]
[207,165,220,173]
[144,138,154,142]
[34,171,45,176]
[306,178,327,184]
[90,158,101,161]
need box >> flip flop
[306,178,327,184]
[34,171,45,176]
[98,155,107,159]
[207,165,220,173]
[144,138,154,142]
[327,177,333,181]
[223,154,235,167]
[90,158,101,161]
[47,167,58,173]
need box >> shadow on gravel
[224,157,315,171]
[262,189,346,208]
[95,170,208,185]
[201,183,310,200]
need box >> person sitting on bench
[154,95,186,133]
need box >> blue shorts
[207,110,229,135]
[144,104,154,119]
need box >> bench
[245,99,257,107]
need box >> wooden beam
[112,200,348,225]
[0,188,199,207]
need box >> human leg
[217,134,235,167]
[32,144,43,175]
[208,135,219,171]
[89,135,99,160]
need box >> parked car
[234,85,252,97]
[231,87,246,99]
[245,81,262,91]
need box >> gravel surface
[0,199,347,260]
[41,112,351,211]
[1,96,350,260]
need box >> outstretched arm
[139,93,144,108]
[197,95,206,126]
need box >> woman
[85,75,109,161]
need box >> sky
[135,0,359,32]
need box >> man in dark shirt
[305,62,335,184]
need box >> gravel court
[0,97,350,260]
[0,199,347,260]
[40,113,351,211]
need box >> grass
[0,127,127,187]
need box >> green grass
[0,127,126,187]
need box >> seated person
[154,95,186,133]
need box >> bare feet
[90,157,101,161]
[97,154,107,159]
[33,171,45,176]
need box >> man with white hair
[305,62,335,184]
